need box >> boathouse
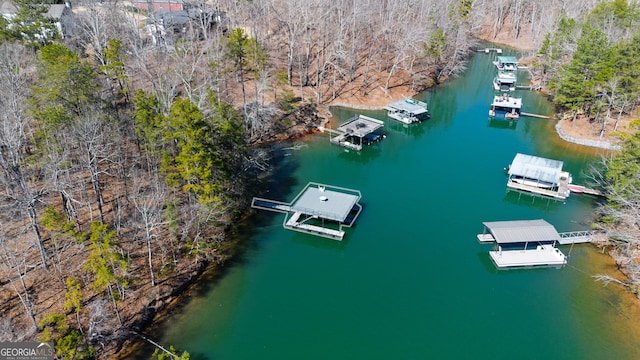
[328,115,385,151]
[251,182,363,240]
[493,56,519,71]
[506,153,572,200]
[477,219,567,268]
[383,98,429,124]
[489,93,522,119]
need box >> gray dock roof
[337,115,384,138]
[384,99,428,115]
[508,153,563,184]
[291,183,360,222]
[482,219,561,244]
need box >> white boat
[492,71,517,91]
[509,175,555,189]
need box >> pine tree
[554,23,612,118]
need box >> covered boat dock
[384,99,429,124]
[506,153,571,200]
[328,115,384,151]
[477,219,567,268]
[251,182,363,240]
[493,56,519,71]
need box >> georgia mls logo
[0,342,55,360]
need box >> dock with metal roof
[505,153,571,200]
[493,56,519,71]
[477,219,569,268]
[251,182,363,240]
[383,99,429,124]
[327,114,384,151]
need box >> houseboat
[505,153,572,200]
[493,56,519,71]
[489,93,522,119]
[492,70,517,91]
[383,98,429,125]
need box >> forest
[1,0,639,358]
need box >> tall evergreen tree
[554,23,612,119]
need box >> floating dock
[505,153,571,200]
[384,98,429,124]
[489,93,522,119]
[489,245,567,268]
[252,182,363,240]
[325,115,384,151]
[477,219,568,268]
[478,47,503,54]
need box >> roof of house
[482,219,561,244]
[0,1,67,18]
[46,4,66,19]
[0,0,17,14]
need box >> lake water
[142,48,640,359]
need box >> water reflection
[380,119,427,138]
[502,189,566,210]
[488,117,517,130]
[336,144,382,164]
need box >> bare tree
[71,112,115,224]
[132,173,167,287]
[0,226,38,332]
[0,43,48,269]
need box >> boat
[568,184,585,193]
[509,175,555,189]
[489,93,522,119]
[384,98,429,125]
[492,71,517,91]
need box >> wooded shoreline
[2,1,639,358]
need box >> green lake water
[144,49,640,359]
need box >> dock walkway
[284,212,345,240]
[557,231,597,245]
[521,112,550,119]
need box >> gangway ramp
[251,197,291,213]
[558,230,596,245]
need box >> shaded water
[146,49,640,359]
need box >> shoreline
[555,122,622,151]
[118,40,623,358]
